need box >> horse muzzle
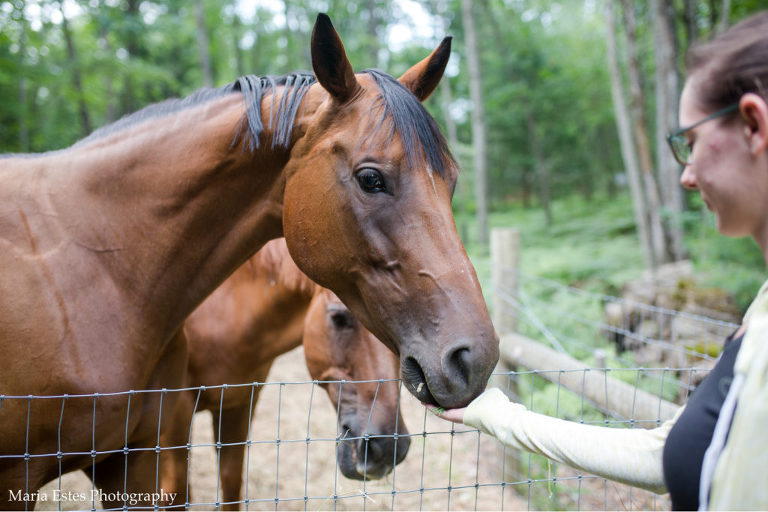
[337,422,410,480]
[400,334,499,409]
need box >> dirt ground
[37,347,666,511]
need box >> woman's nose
[680,165,698,189]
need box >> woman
[430,11,768,511]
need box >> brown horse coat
[160,239,407,508]
[0,14,496,506]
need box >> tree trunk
[439,80,458,149]
[716,0,732,34]
[622,0,667,265]
[605,0,655,271]
[366,0,381,67]
[17,0,28,152]
[430,0,459,202]
[196,0,213,87]
[232,9,245,78]
[526,108,552,225]
[521,169,532,208]
[683,0,698,47]
[97,0,116,124]
[438,75,465,201]
[478,0,545,215]
[652,0,686,261]
[708,0,718,31]
[282,0,293,70]
[430,0,459,163]
[60,2,92,136]
[461,0,488,247]
[121,0,142,115]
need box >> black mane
[362,69,455,177]
[232,73,316,150]
[75,73,316,151]
[73,69,455,176]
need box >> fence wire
[485,264,740,511]
[3,270,738,511]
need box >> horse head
[283,14,498,409]
[303,288,409,480]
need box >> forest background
[2,0,767,313]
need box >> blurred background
[2,0,767,310]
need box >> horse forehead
[309,74,384,123]
[305,76,457,187]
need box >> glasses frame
[666,103,740,166]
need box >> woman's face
[678,78,768,239]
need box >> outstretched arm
[428,388,682,494]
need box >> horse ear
[398,36,452,102]
[311,13,361,103]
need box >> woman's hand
[425,404,467,424]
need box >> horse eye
[356,168,386,193]
[330,311,354,329]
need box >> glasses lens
[669,135,691,165]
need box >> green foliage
[679,193,766,312]
[458,193,647,290]
[2,1,764,309]
[462,190,764,318]
[458,1,623,208]
[5,0,765,205]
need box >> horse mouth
[337,427,393,481]
[401,356,437,406]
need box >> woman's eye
[356,168,387,193]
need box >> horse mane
[70,69,454,176]
[74,73,317,151]
[232,73,316,151]
[361,69,456,178]
[249,239,316,296]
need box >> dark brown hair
[687,11,768,111]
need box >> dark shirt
[662,332,743,511]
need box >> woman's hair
[687,11,768,112]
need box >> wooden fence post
[491,228,520,335]
[490,227,522,482]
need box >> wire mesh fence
[487,257,740,511]
[18,357,526,512]
[4,263,740,511]
[502,267,738,400]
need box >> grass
[452,193,764,510]
[456,192,765,313]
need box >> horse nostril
[361,435,384,464]
[447,346,471,387]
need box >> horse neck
[247,239,317,295]
[49,93,295,338]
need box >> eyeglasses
[666,103,740,166]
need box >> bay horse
[160,239,408,509]
[0,13,497,508]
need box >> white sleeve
[464,387,681,494]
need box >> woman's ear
[739,93,768,156]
